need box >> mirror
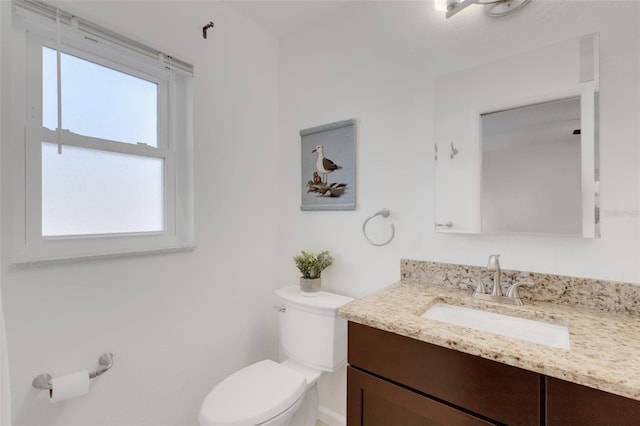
[434,34,599,237]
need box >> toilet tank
[275,286,354,372]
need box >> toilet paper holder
[32,352,114,390]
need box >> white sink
[421,303,570,350]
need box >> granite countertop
[340,280,640,401]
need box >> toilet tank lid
[275,286,354,314]
[199,359,306,426]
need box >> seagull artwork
[312,144,342,183]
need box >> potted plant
[293,250,334,296]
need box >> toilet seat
[199,359,307,426]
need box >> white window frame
[10,2,195,265]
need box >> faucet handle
[461,275,487,295]
[506,281,533,300]
[475,279,488,295]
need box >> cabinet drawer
[348,366,496,426]
[348,322,540,426]
[546,377,640,425]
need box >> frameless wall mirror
[434,34,599,238]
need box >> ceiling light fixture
[445,0,531,19]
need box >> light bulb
[434,0,448,12]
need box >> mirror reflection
[481,97,590,235]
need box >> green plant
[293,250,334,279]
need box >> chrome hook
[450,142,458,159]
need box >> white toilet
[198,286,353,426]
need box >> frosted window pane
[42,142,164,237]
[42,47,158,147]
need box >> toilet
[198,286,354,426]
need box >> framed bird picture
[300,119,356,211]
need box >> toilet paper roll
[48,370,90,403]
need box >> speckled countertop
[340,279,640,402]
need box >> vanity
[340,32,635,423]
[340,260,640,425]
[339,29,640,425]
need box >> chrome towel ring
[362,209,395,247]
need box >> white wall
[279,0,640,294]
[1,1,281,425]
[2,0,639,425]
[278,0,639,418]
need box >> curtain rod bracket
[203,21,214,39]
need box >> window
[10,0,194,264]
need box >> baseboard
[318,405,346,426]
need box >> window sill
[11,244,197,269]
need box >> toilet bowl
[198,286,353,426]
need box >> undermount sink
[421,303,570,350]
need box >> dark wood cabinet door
[347,366,497,426]
[546,377,640,426]
[348,322,540,426]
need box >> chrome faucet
[487,254,502,296]
[470,254,530,306]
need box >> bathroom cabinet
[347,322,539,425]
[347,367,495,425]
[546,376,640,425]
[347,322,640,426]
